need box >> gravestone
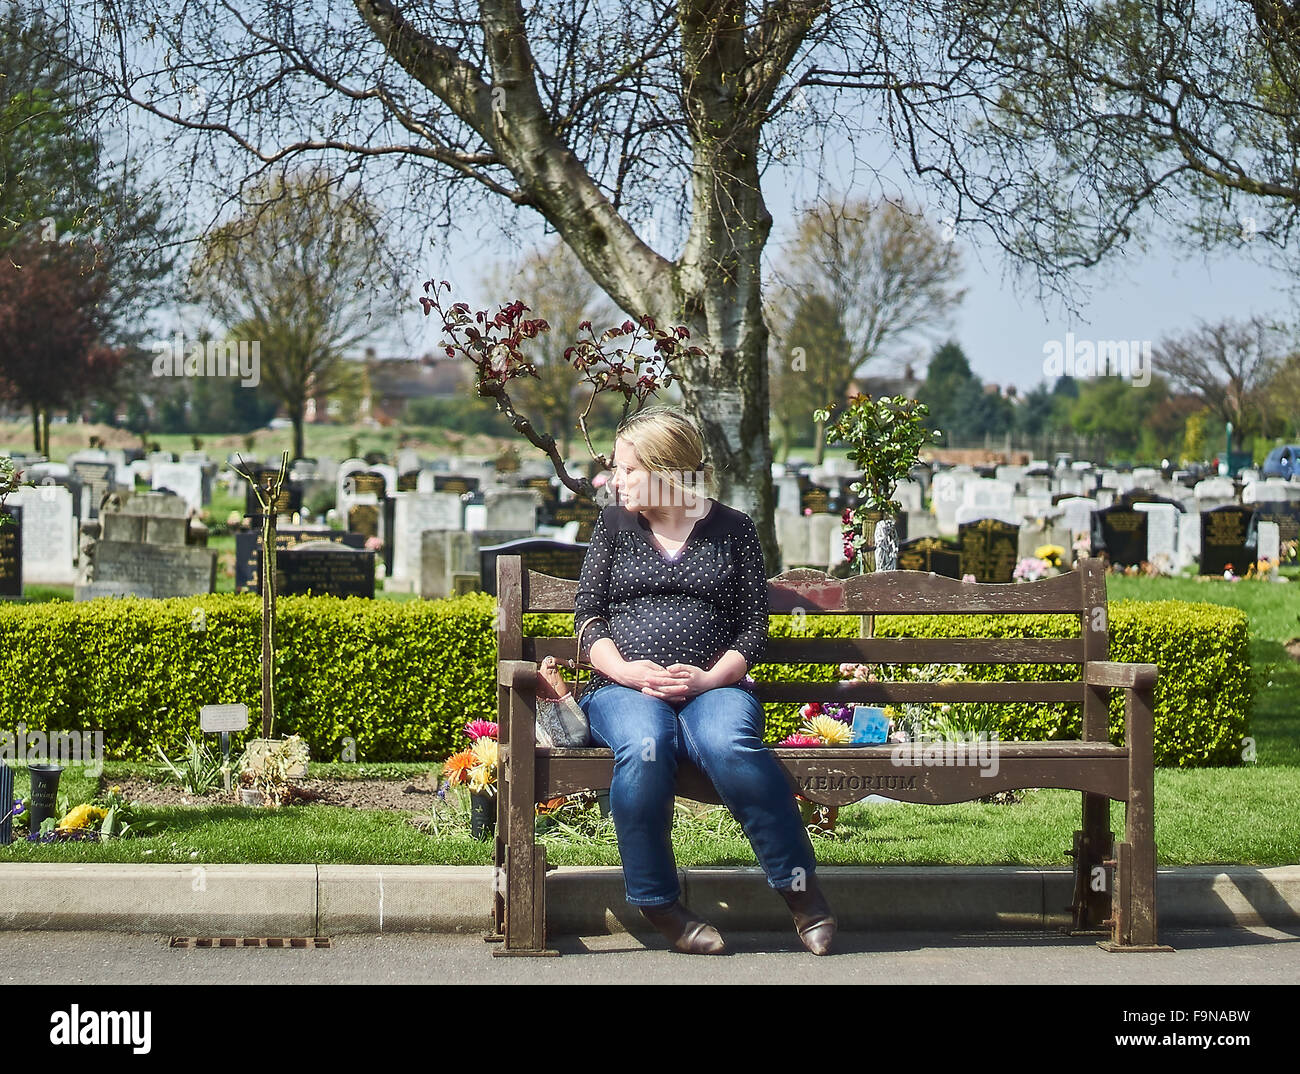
[71,461,116,519]
[1256,521,1281,569]
[75,492,216,599]
[1093,504,1148,568]
[7,485,76,585]
[798,478,832,515]
[484,489,538,533]
[234,528,367,593]
[276,541,375,598]
[1199,505,1252,576]
[433,474,479,495]
[1247,501,1300,546]
[957,518,1019,583]
[1134,502,1178,572]
[396,471,420,492]
[552,496,600,541]
[1243,478,1300,505]
[347,497,381,538]
[897,536,963,579]
[1056,497,1097,542]
[524,476,559,525]
[390,491,463,585]
[776,510,811,568]
[152,462,205,511]
[479,538,590,596]
[243,469,302,520]
[0,507,22,597]
[349,470,387,499]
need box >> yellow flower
[1035,544,1065,567]
[471,737,498,770]
[802,714,852,745]
[468,764,496,794]
[56,804,107,831]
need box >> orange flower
[442,750,476,786]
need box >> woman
[573,406,836,955]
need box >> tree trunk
[41,409,50,459]
[813,419,827,466]
[30,402,40,454]
[292,403,305,463]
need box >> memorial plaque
[349,471,387,498]
[434,475,479,495]
[479,538,590,597]
[200,703,249,733]
[276,542,375,598]
[72,461,115,519]
[235,528,367,593]
[553,497,601,540]
[243,469,302,519]
[896,535,962,579]
[1199,505,1251,576]
[1247,501,1300,547]
[957,518,1019,583]
[0,507,22,597]
[1093,504,1148,567]
[396,471,420,492]
[799,483,831,514]
[347,502,381,538]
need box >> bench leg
[1098,684,1173,953]
[1066,792,1113,935]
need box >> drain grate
[169,936,332,949]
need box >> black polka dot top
[573,499,770,700]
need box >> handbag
[533,615,604,748]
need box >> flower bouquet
[441,719,499,838]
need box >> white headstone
[151,463,204,512]
[893,480,923,514]
[390,492,464,582]
[1057,497,1097,542]
[9,485,76,585]
[484,489,538,533]
[1257,520,1281,568]
[1135,503,1178,572]
[1244,479,1300,504]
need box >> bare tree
[771,196,964,461]
[53,0,1300,562]
[188,167,400,460]
[1154,317,1285,448]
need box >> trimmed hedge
[0,595,1251,767]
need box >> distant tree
[1012,382,1059,438]
[188,167,400,460]
[776,197,964,457]
[768,291,853,463]
[1154,317,1284,450]
[0,239,117,454]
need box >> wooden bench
[488,554,1170,956]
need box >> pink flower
[464,719,499,741]
[961,573,977,583]
[364,536,383,552]
[779,733,824,748]
[799,702,823,720]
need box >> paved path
[3,926,1297,985]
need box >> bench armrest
[1085,661,1158,690]
[499,660,540,690]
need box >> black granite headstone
[243,469,303,520]
[480,538,590,597]
[276,542,375,598]
[347,503,381,538]
[0,507,21,597]
[235,528,367,593]
[434,475,479,495]
[525,477,559,526]
[897,535,962,579]
[349,471,387,498]
[396,471,420,492]
[798,478,832,514]
[1246,501,1300,547]
[552,497,601,540]
[1199,505,1252,576]
[1094,504,1148,567]
[957,517,1019,583]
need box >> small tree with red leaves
[420,279,703,500]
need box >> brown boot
[779,875,837,955]
[639,901,727,955]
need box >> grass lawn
[3,565,1297,869]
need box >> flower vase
[470,792,496,840]
[874,516,899,572]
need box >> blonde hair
[615,406,715,503]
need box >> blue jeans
[577,682,817,907]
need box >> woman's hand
[616,659,693,700]
[664,663,720,699]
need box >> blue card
[850,705,890,745]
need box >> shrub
[0,595,1250,768]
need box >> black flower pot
[0,761,13,846]
[470,792,496,840]
[27,764,64,833]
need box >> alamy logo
[1042,333,1152,387]
[49,1005,151,1054]
[152,332,261,388]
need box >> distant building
[846,363,921,401]
[306,349,476,426]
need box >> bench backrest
[496,556,1112,741]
